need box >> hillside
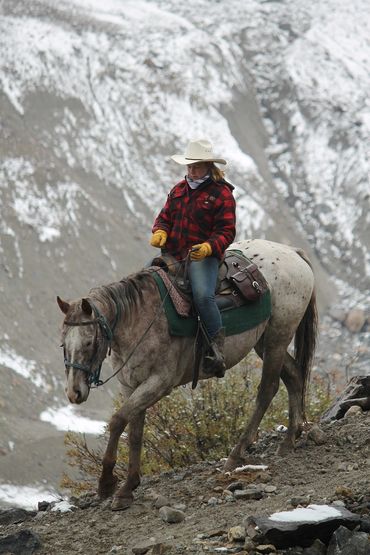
[0,0,369,505]
[1,411,370,554]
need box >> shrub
[62,358,333,494]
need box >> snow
[270,504,342,523]
[234,464,268,473]
[40,405,107,435]
[51,500,76,513]
[0,484,59,510]
[0,0,368,275]
[0,346,45,389]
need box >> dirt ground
[1,410,370,554]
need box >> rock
[151,543,173,555]
[256,544,277,553]
[290,496,311,507]
[37,500,51,511]
[345,309,366,333]
[158,506,186,524]
[307,425,327,445]
[264,485,277,494]
[245,504,361,548]
[207,497,218,506]
[0,529,41,554]
[244,537,257,551]
[131,539,157,554]
[327,525,370,555]
[226,481,245,492]
[154,495,170,509]
[335,485,353,498]
[329,308,347,323]
[360,517,370,533]
[228,525,245,542]
[302,538,326,554]
[234,488,263,500]
[0,508,36,525]
[172,503,186,512]
[344,405,363,417]
[213,486,224,493]
[336,462,348,472]
[332,500,346,507]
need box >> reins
[63,255,189,388]
[63,296,121,386]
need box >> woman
[150,138,236,377]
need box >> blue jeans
[189,257,222,339]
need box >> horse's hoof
[224,455,245,472]
[111,495,133,511]
[276,440,294,456]
[98,475,118,499]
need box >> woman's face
[187,162,209,180]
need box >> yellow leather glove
[150,230,168,248]
[190,242,212,261]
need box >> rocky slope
[1,410,370,554]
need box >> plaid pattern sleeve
[152,179,236,260]
[207,185,236,258]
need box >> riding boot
[203,328,226,378]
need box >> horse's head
[57,296,110,404]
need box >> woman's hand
[190,242,212,261]
[150,230,168,248]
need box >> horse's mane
[88,270,157,323]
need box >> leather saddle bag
[221,251,269,302]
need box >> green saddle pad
[151,272,271,337]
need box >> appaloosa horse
[57,239,317,510]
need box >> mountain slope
[0,0,368,499]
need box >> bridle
[62,255,190,389]
[63,298,120,386]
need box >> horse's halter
[63,299,120,387]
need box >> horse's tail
[294,249,319,419]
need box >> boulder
[245,504,360,549]
[0,529,41,554]
[0,508,36,525]
[158,506,185,524]
[344,308,366,333]
[327,525,370,555]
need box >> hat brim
[171,154,227,165]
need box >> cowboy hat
[171,139,227,165]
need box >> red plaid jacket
[152,177,236,260]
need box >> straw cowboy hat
[171,139,227,165]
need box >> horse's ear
[57,296,70,314]
[81,298,93,315]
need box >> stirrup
[203,348,226,378]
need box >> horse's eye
[86,341,92,347]
[60,344,64,348]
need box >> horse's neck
[113,279,165,349]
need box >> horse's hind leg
[111,411,145,511]
[225,340,286,471]
[278,352,306,454]
[252,339,305,455]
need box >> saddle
[151,250,269,314]
[150,251,270,389]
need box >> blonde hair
[208,162,225,181]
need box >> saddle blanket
[151,270,271,338]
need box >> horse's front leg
[111,411,145,511]
[98,409,128,499]
[99,374,172,508]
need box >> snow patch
[40,405,107,435]
[270,504,342,523]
